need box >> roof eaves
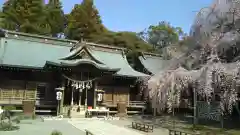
[141,52,162,57]
[113,73,150,78]
[45,60,120,72]
[0,64,44,69]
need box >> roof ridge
[3,30,161,56]
[84,42,161,56]
[4,30,78,43]
[5,36,74,47]
[84,42,125,51]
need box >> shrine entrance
[61,63,117,109]
[63,72,96,108]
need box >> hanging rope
[62,74,98,83]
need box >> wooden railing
[35,100,57,106]
[102,100,146,108]
[129,101,146,106]
[0,88,36,101]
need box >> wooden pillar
[59,81,65,114]
[79,89,82,107]
[71,87,74,106]
[127,90,130,106]
[85,88,87,109]
[93,81,97,109]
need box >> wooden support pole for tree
[153,91,157,117]
[193,82,197,128]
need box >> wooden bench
[85,129,94,135]
[132,121,153,132]
[169,129,200,135]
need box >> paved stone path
[68,119,144,135]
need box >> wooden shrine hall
[0,30,155,116]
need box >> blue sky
[61,0,213,33]
[1,0,213,34]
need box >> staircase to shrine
[70,106,86,118]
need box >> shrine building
[0,30,165,116]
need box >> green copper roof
[0,30,149,77]
[4,30,78,46]
[0,37,71,68]
[90,49,149,77]
[139,55,170,75]
[46,59,120,72]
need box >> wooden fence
[0,88,36,104]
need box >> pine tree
[0,0,19,30]
[65,0,105,41]
[46,0,65,37]
[1,0,50,35]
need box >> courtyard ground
[0,119,85,135]
[0,117,169,135]
[2,114,240,135]
[68,118,169,135]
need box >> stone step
[71,115,85,118]
[71,106,86,112]
[71,111,85,118]
[71,111,85,114]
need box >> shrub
[3,106,16,111]
[12,117,20,124]
[15,118,20,124]
[1,110,11,120]
[0,122,19,131]
[51,130,62,135]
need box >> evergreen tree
[0,0,18,30]
[65,0,105,41]
[81,0,104,34]
[46,0,65,37]
[1,0,50,35]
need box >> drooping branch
[148,61,240,113]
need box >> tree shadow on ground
[128,112,240,134]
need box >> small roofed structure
[137,52,170,75]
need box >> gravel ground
[0,120,85,135]
[0,116,170,135]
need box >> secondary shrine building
[0,30,165,115]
